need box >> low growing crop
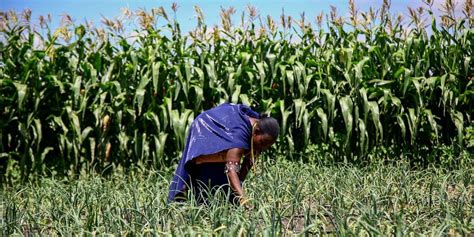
[1,158,473,235]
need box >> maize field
[0,1,473,182]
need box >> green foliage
[0,1,473,181]
[1,159,473,235]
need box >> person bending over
[168,103,279,204]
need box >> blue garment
[168,103,260,202]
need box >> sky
[1,0,452,34]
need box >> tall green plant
[0,0,472,182]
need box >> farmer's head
[253,116,279,153]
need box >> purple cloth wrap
[168,103,259,202]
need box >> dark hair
[257,116,280,139]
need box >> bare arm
[239,154,253,181]
[225,148,245,197]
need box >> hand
[239,196,250,206]
[236,196,254,210]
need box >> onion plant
[1,158,472,235]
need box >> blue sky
[2,0,441,34]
